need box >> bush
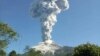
[73,43,100,56]
[27,48,43,56]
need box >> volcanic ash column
[31,0,69,56]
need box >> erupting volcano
[30,0,69,56]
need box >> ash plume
[31,0,69,42]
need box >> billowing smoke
[31,0,69,42]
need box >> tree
[27,48,43,56]
[0,22,17,49]
[9,50,17,56]
[0,49,6,56]
[73,43,100,56]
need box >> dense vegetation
[73,43,100,56]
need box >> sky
[0,0,100,53]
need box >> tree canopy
[73,43,100,56]
[9,50,17,56]
[0,22,17,49]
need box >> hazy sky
[0,0,100,53]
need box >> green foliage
[9,50,17,56]
[27,48,43,56]
[73,43,100,56]
[0,40,7,49]
[0,49,6,56]
[0,22,17,49]
[0,22,17,39]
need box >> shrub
[73,43,100,56]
